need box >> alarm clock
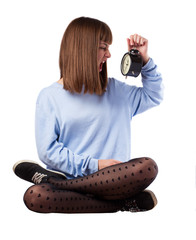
[120,49,143,77]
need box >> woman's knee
[23,184,48,213]
[128,157,158,179]
[143,157,158,176]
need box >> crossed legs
[24,157,158,213]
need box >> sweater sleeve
[126,58,163,117]
[35,90,98,179]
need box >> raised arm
[125,34,163,116]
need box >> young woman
[13,17,163,213]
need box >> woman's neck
[57,78,63,85]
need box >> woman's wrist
[143,55,150,66]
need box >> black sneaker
[122,190,157,212]
[13,160,66,184]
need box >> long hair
[59,17,112,95]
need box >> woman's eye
[99,47,107,51]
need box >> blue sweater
[35,58,163,179]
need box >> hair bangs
[100,22,113,45]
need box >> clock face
[121,53,131,75]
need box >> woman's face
[98,41,111,72]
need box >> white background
[1,0,195,239]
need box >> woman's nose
[105,49,111,58]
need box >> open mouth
[99,61,105,72]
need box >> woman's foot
[13,160,66,184]
[122,190,157,212]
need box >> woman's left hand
[127,34,150,65]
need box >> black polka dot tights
[24,157,158,213]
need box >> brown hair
[59,17,112,95]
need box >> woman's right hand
[98,159,122,170]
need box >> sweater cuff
[88,157,99,174]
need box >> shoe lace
[122,199,142,212]
[32,172,47,184]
